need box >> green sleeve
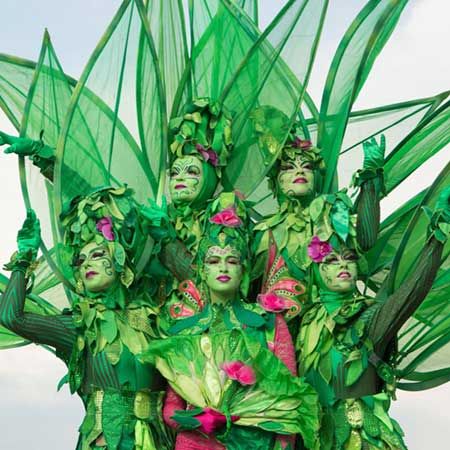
[0,270,76,356]
[367,236,443,354]
[354,174,383,252]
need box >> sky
[0,0,449,448]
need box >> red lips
[338,271,351,279]
[175,184,187,189]
[293,177,307,184]
[85,271,98,279]
[216,275,231,282]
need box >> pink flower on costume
[222,360,256,385]
[193,408,239,434]
[308,236,332,263]
[292,137,312,150]
[257,292,286,312]
[209,207,242,228]
[96,217,115,241]
[196,143,219,167]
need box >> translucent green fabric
[0,0,448,390]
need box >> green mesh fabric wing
[386,164,450,390]
[384,100,450,194]
[145,0,189,119]
[318,0,409,193]
[171,0,260,114]
[0,54,39,131]
[54,0,166,215]
[221,0,328,196]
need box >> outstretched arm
[367,189,449,355]
[0,131,55,181]
[0,211,75,356]
[354,136,386,252]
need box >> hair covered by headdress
[196,192,251,297]
[169,98,233,175]
[249,105,324,196]
[60,186,164,294]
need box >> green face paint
[169,156,205,204]
[318,249,358,293]
[76,242,117,293]
[203,245,243,303]
[277,155,314,198]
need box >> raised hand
[0,131,39,156]
[17,209,41,259]
[362,134,386,170]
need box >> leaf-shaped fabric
[318,0,409,193]
[222,0,328,196]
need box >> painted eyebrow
[79,246,105,258]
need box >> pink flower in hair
[193,408,239,434]
[96,217,115,241]
[292,137,312,150]
[222,360,256,385]
[196,143,219,167]
[257,292,286,312]
[307,236,332,263]
[209,206,242,228]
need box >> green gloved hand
[0,131,41,156]
[362,135,386,170]
[17,209,41,259]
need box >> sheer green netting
[55,0,165,214]
[0,0,449,388]
[318,0,408,193]
[389,164,450,390]
[222,0,328,196]
[146,0,189,119]
[0,54,38,130]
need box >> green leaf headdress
[60,186,157,294]
[196,192,251,297]
[169,98,233,206]
[249,105,324,199]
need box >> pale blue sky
[0,1,449,448]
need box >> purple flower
[96,217,115,241]
[196,143,219,167]
[307,236,332,263]
[292,137,312,150]
[193,408,239,434]
[222,360,256,385]
[209,207,242,228]
[257,292,286,312]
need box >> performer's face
[277,155,314,198]
[169,156,205,204]
[203,245,243,299]
[76,242,117,293]
[319,248,358,293]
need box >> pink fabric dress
[163,313,297,449]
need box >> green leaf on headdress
[114,243,126,268]
[331,200,350,242]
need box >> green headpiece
[60,186,163,294]
[169,98,233,207]
[196,192,251,297]
[169,97,233,176]
[307,191,367,277]
[249,105,324,198]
